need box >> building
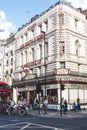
[82,9,87,19]
[0,39,5,81]
[3,33,15,98]
[12,1,87,108]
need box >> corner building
[13,2,87,108]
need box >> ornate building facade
[3,34,15,98]
[6,2,87,108]
[0,39,5,81]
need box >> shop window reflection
[47,89,58,104]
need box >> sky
[0,0,87,40]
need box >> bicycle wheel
[18,108,26,116]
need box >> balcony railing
[13,70,87,83]
[13,71,55,83]
[70,71,87,77]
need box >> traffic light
[35,80,41,93]
[60,84,65,90]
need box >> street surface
[0,110,87,129]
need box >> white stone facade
[3,2,87,106]
[0,39,5,81]
[3,34,15,88]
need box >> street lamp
[41,30,47,97]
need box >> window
[25,50,27,63]
[11,58,13,63]
[32,48,35,61]
[59,14,64,25]
[6,70,8,75]
[20,36,23,44]
[62,45,65,54]
[25,33,27,42]
[5,53,8,58]
[30,29,35,39]
[59,41,65,56]
[10,51,13,56]
[30,69,33,74]
[45,40,48,59]
[60,62,65,68]
[10,69,13,73]
[76,47,79,56]
[75,18,78,29]
[75,40,80,56]
[49,17,54,29]
[6,60,8,65]
[39,44,42,59]
[20,53,23,65]
[38,67,41,76]
[47,89,58,104]
[38,24,42,35]
[44,20,48,32]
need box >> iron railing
[13,70,87,83]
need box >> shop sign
[50,84,58,89]
[56,69,69,75]
[18,87,28,92]
[25,74,35,79]
[42,85,58,89]
[29,86,35,91]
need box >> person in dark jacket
[64,99,67,114]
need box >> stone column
[13,87,18,104]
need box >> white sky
[0,0,87,40]
[67,0,87,9]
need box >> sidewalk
[28,109,87,118]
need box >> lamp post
[41,30,47,97]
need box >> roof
[0,81,8,85]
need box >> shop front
[13,69,87,110]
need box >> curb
[28,110,87,118]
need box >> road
[0,114,87,130]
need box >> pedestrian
[43,97,48,114]
[30,97,33,109]
[76,98,81,111]
[72,101,76,111]
[61,98,65,114]
[64,99,68,113]
[25,99,30,108]
[9,98,15,114]
[33,97,38,110]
